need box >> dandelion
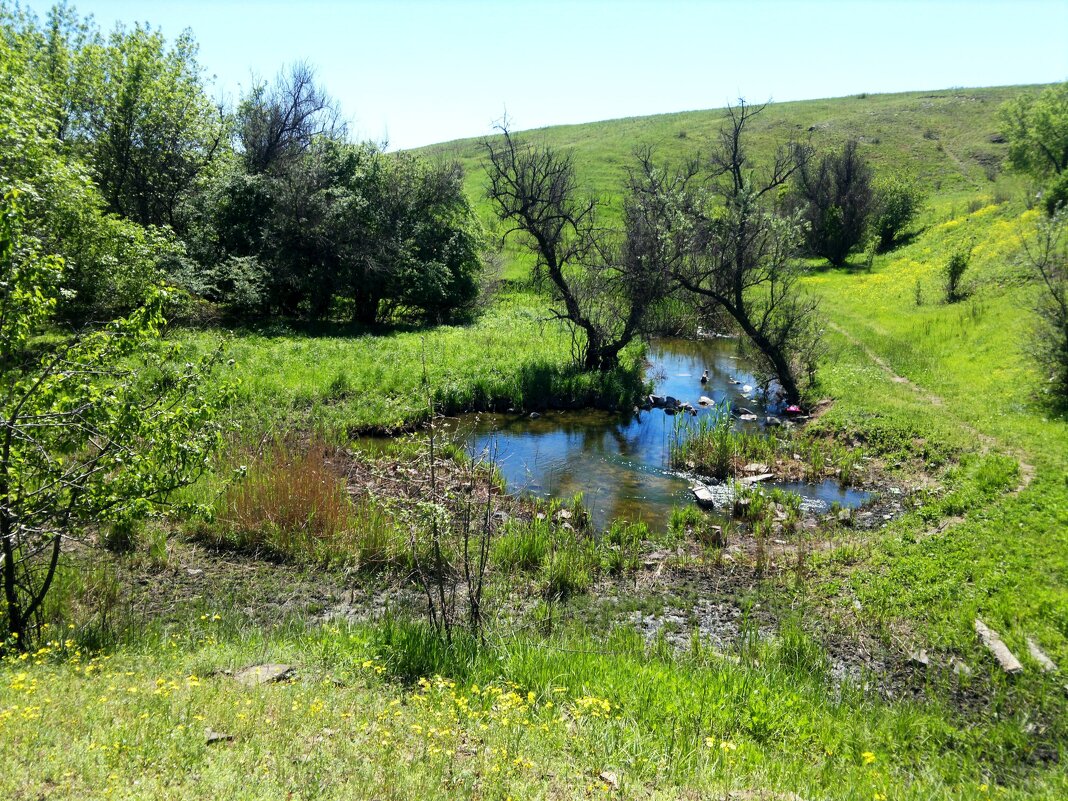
[862,751,876,765]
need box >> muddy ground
[91,431,997,719]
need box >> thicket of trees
[0,5,483,327]
[1001,82,1068,215]
[0,3,485,645]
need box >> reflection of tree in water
[444,337,774,530]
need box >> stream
[446,338,869,531]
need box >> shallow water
[447,338,869,531]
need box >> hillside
[418,85,1044,226]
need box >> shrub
[872,177,924,251]
[792,140,875,266]
[943,246,972,303]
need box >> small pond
[446,338,869,531]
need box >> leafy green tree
[1001,83,1068,179]
[1001,83,1068,214]
[871,176,924,251]
[1021,208,1068,403]
[1,17,187,319]
[0,191,227,647]
[792,139,875,266]
[78,24,224,229]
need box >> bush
[872,177,924,251]
[943,246,972,303]
[1044,172,1068,216]
[792,140,875,266]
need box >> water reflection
[448,338,868,531]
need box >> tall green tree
[0,191,227,647]
[792,139,875,266]
[1002,82,1068,178]
[76,24,224,229]
[0,28,180,319]
[1001,82,1068,214]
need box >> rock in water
[739,472,774,485]
[692,484,717,507]
[699,396,714,406]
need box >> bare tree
[482,125,673,370]
[663,100,820,405]
[238,62,344,175]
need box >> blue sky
[18,0,1068,150]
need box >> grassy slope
[4,86,1068,800]
[420,85,1044,275]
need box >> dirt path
[827,321,1035,493]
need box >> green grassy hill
[419,85,1044,247]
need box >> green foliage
[943,245,971,303]
[0,27,182,319]
[195,139,484,323]
[63,22,223,229]
[0,191,227,645]
[1043,170,1068,215]
[872,176,924,250]
[793,140,876,266]
[1001,82,1068,180]
[1021,208,1068,402]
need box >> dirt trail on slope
[827,321,1035,494]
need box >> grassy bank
[182,290,646,435]
[3,618,1063,801]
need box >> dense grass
[182,290,646,435]
[801,195,1068,664]
[2,618,1064,800]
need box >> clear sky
[17,0,1068,150]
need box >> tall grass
[177,291,649,435]
[671,401,779,479]
[208,437,407,567]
